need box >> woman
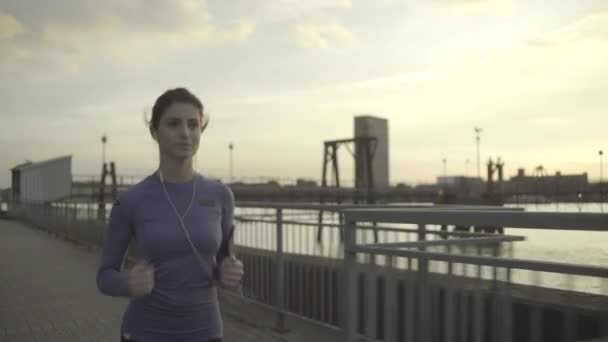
[96,87,244,342]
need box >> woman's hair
[148,87,207,134]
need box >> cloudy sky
[1,0,607,188]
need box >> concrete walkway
[0,219,286,342]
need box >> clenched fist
[220,256,244,289]
[127,260,154,298]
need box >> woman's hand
[220,256,244,289]
[127,260,154,297]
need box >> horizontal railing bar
[236,201,525,212]
[360,235,526,249]
[343,209,608,230]
[349,245,608,278]
[235,217,512,238]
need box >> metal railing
[7,201,608,342]
[231,203,527,334]
[8,201,106,248]
[341,208,608,342]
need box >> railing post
[417,224,430,342]
[343,217,357,342]
[600,310,608,340]
[444,245,455,342]
[473,246,484,342]
[366,251,377,340]
[274,208,289,333]
[501,268,513,342]
[529,305,543,342]
[384,256,397,342]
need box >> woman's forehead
[162,102,201,120]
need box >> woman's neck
[158,156,195,183]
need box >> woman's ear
[201,112,210,133]
[150,127,158,141]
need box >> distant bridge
[67,180,603,205]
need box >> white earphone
[158,166,215,280]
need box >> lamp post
[229,142,234,183]
[474,127,482,179]
[101,134,107,166]
[600,149,604,213]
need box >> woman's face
[154,102,202,161]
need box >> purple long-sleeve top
[96,173,234,342]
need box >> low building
[437,176,485,198]
[10,155,72,203]
[504,168,588,195]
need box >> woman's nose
[179,123,190,137]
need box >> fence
[341,208,608,342]
[5,201,608,342]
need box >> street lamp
[229,142,234,183]
[600,149,604,213]
[101,134,107,166]
[442,158,447,177]
[474,127,483,179]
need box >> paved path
[0,219,284,342]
